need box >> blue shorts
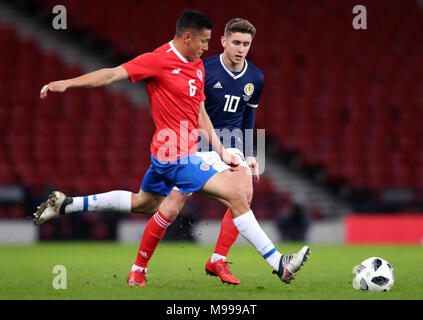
[140,154,218,197]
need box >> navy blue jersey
[201,54,264,153]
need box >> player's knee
[227,186,249,209]
[161,207,179,220]
[158,190,186,220]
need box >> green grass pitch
[0,242,422,300]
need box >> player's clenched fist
[40,80,69,99]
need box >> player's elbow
[102,68,118,86]
[103,67,128,86]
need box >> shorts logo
[200,163,210,171]
[244,83,254,96]
[197,70,203,81]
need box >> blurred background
[0,0,422,244]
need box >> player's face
[221,32,252,65]
[186,29,211,61]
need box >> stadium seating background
[1,0,422,239]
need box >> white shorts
[172,148,249,193]
[196,148,249,173]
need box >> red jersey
[121,41,206,162]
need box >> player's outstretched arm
[40,66,129,99]
[198,101,239,169]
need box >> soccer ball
[352,257,394,292]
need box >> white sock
[65,190,132,214]
[233,210,282,271]
[131,264,147,273]
[211,253,226,263]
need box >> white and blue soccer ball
[352,257,394,292]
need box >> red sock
[135,211,173,268]
[213,208,240,257]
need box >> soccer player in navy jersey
[34,11,310,288]
[128,18,308,286]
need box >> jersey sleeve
[247,70,264,108]
[242,106,255,157]
[121,53,163,83]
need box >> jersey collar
[168,41,189,63]
[219,53,248,79]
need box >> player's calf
[130,190,164,215]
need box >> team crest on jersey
[197,70,203,81]
[244,83,254,96]
[200,163,210,171]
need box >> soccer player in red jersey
[35,10,310,287]
[131,18,263,286]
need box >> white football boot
[273,246,311,284]
[33,191,71,225]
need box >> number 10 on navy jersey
[223,95,240,113]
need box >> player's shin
[64,190,132,214]
[133,210,174,270]
[212,208,239,261]
[232,210,282,271]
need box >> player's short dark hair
[175,10,213,36]
[224,18,256,38]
